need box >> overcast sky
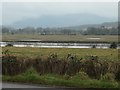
[1,2,118,25]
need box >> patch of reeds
[2,54,32,76]
[2,52,120,81]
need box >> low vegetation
[3,68,119,88]
[2,47,120,88]
[2,47,119,60]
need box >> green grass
[2,34,118,42]
[2,47,119,60]
[2,68,119,88]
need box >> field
[2,34,118,42]
[2,47,119,60]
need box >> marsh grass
[2,53,120,80]
[2,47,118,60]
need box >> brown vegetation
[2,53,120,81]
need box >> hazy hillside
[12,13,116,28]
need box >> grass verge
[2,68,119,88]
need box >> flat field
[2,47,119,60]
[2,34,118,42]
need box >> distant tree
[2,27,10,34]
[92,45,96,48]
[11,32,14,35]
[36,27,43,34]
[5,43,13,47]
[109,42,117,49]
[62,29,72,35]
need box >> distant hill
[12,13,116,28]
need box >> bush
[5,44,13,47]
[109,42,117,49]
[92,45,96,48]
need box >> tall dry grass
[2,53,120,81]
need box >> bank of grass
[2,68,119,88]
[2,34,118,42]
[2,47,119,60]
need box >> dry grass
[2,53,120,81]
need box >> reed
[2,53,120,81]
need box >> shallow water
[0,42,112,49]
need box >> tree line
[1,26,118,35]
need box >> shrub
[92,45,96,48]
[5,44,13,47]
[109,42,117,49]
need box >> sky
[1,1,118,25]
